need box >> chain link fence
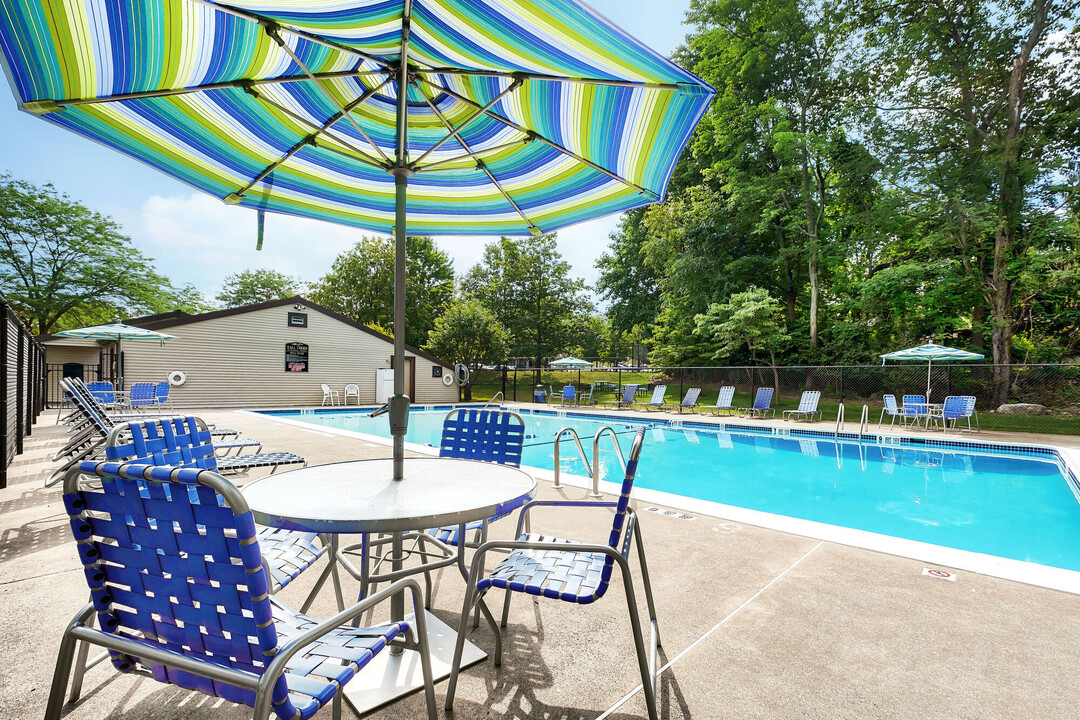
[1,292,46,488]
[474,362,1080,437]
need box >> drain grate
[643,506,696,521]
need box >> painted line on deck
[597,540,823,720]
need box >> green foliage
[694,286,791,364]
[0,174,200,334]
[462,234,593,371]
[424,297,511,401]
[216,268,303,308]
[308,235,454,348]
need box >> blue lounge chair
[104,417,314,593]
[664,387,701,413]
[559,385,576,405]
[634,384,668,411]
[605,384,638,409]
[783,390,822,421]
[703,386,736,416]
[444,427,661,720]
[48,461,436,720]
[901,394,929,427]
[929,395,979,434]
[879,394,902,428]
[739,387,775,418]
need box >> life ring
[168,370,187,386]
[442,373,454,386]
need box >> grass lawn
[463,370,1080,437]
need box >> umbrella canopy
[55,323,178,344]
[56,323,177,389]
[879,343,985,401]
[0,1,714,478]
[549,356,591,368]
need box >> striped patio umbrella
[0,0,714,478]
[879,343,985,401]
[55,323,177,388]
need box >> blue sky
[0,1,692,303]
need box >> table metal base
[342,610,485,715]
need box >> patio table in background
[242,457,536,714]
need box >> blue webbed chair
[127,381,158,410]
[604,384,638,409]
[930,395,979,434]
[154,381,172,409]
[48,461,436,720]
[879,394,902,429]
[444,427,661,720]
[85,381,116,406]
[901,394,928,427]
[664,386,701,413]
[739,387,775,418]
[559,385,576,405]
[104,417,315,593]
[703,386,736,416]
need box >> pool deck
[4,408,1080,719]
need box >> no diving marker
[922,567,957,582]
[643,506,697,521]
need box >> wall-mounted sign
[285,342,309,372]
[287,312,308,328]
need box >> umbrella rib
[239,85,388,169]
[264,24,393,165]
[410,78,522,167]
[414,138,531,172]
[25,70,390,112]
[415,75,659,200]
[421,66,682,92]
[191,0,391,70]
[414,81,539,234]
[233,78,393,198]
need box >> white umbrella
[549,356,591,387]
[56,323,177,389]
[879,343,984,401]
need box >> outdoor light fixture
[293,304,306,311]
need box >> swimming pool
[258,406,1080,581]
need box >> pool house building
[38,296,457,408]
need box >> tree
[462,234,593,381]
[694,286,790,389]
[856,0,1080,403]
[308,235,454,348]
[595,209,662,338]
[424,297,511,401]
[216,268,303,308]
[0,174,199,334]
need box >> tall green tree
[695,286,791,389]
[462,234,593,381]
[216,268,303,308]
[309,235,454,348]
[856,0,1080,402]
[424,297,511,401]
[0,174,202,334]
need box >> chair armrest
[465,538,633,588]
[515,499,618,535]
[259,578,426,696]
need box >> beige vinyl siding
[118,305,457,408]
[43,340,101,402]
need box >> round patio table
[242,456,536,713]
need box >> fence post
[840,366,845,401]
[26,334,34,437]
[15,323,24,454]
[512,369,517,402]
[0,306,8,490]
[501,364,506,399]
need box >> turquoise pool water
[264,408,1080,573]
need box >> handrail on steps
[835,403,845,435]
[482,391,504,410]
[553,427,592,488]
[859,404,870,435]
[591,426,627,498]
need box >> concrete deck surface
[3,407,1079,719]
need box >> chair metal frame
[703,386,736,416]
[634,384,668,411]
[48,461,436,720]
[739,387,776,418]
[783,390,822,422]
[444,428,662,719]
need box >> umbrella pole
[389,26,411,483]
[926,359,932,403]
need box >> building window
[285,342,309,372]
[287,312,308,328]
[432,366,442,377]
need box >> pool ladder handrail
[482,391,504,410]
[592,426,627,498]
[835,403,845,435]
[859,404,870,436]
[552,427,592,489]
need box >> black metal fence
[1,293,46,488]
[478,362,1080,437]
